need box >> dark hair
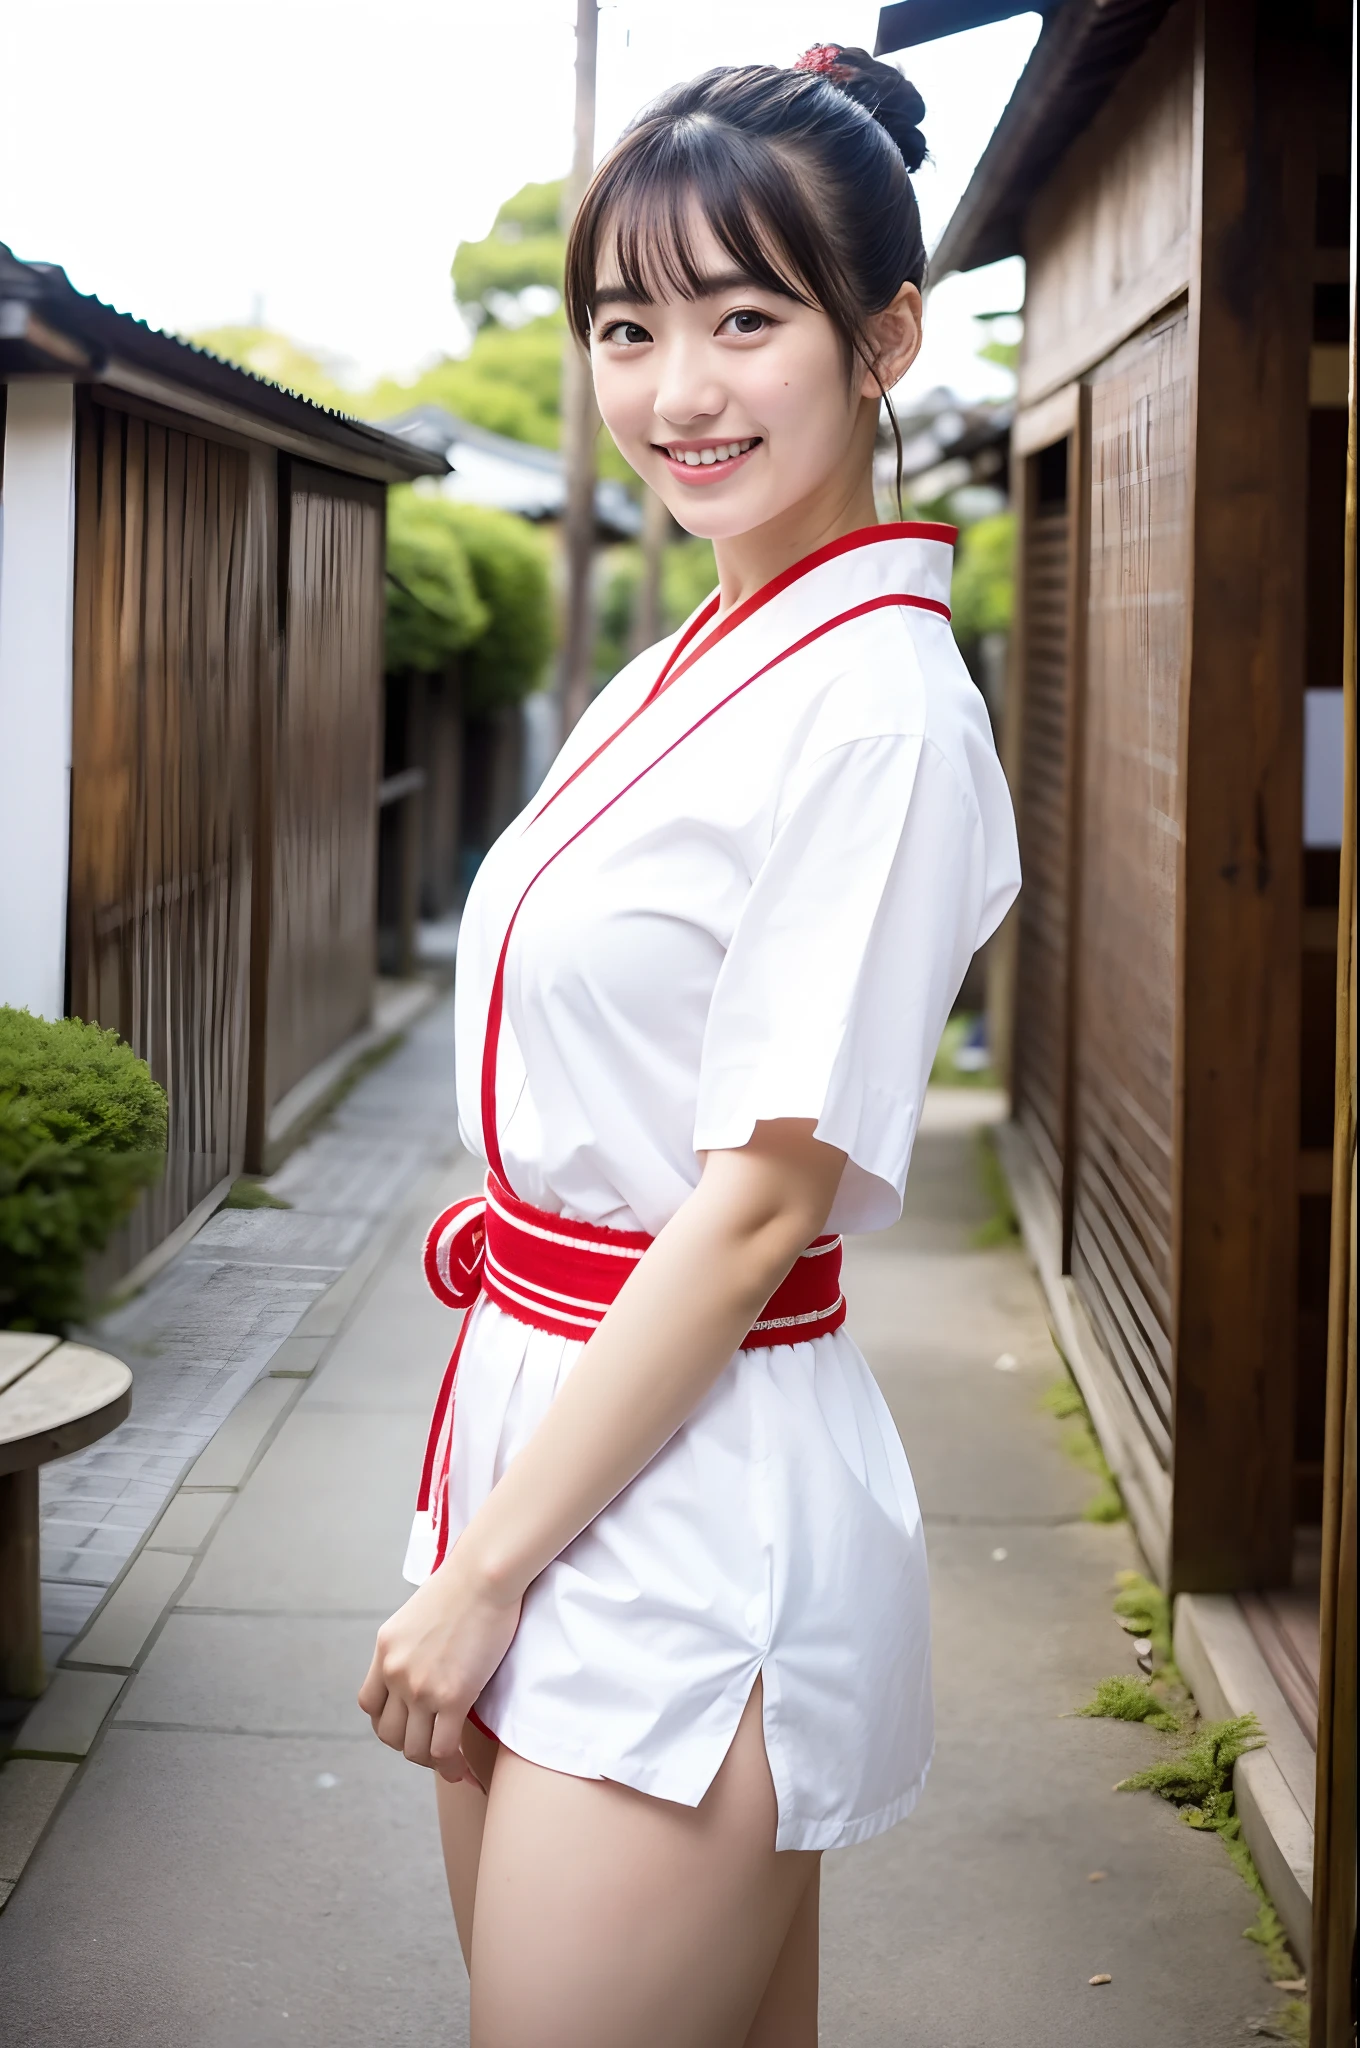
[565,48,927,487]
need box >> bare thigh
[436,1720,500,1966]
[467,1679,819,2048]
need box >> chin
[657,488,779,542]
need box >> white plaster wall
[0,381,77,1018]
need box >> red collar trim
[531,520,955,829]
[645,520,956,705]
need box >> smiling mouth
[654,436,762,482]
[657,437,761,467]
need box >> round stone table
[0,1332,132,1699]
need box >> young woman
[360,46,1019,2047]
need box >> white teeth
[668,438,755,465]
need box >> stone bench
[0,1332,132,1698]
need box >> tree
[445,501,556,711]
[452,179,567,329]
[367,179,633,484]
[384,489,554,713]
[950,513,1015,647]
[189,325,353,412]
[385,492,488,675]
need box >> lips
[655,437,761,485]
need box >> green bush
[950,512,1015,647]
[385,491,489,674]
[437,500,554,712]
[0,1008,167,1332]
[596,536,719,686]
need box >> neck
[710,413,882,619]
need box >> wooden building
[879,0,1355,2012]
[0,247,445,1275]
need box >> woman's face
[590,210,913,542]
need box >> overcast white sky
[1,1,1039,404]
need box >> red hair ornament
[794,43,851,81]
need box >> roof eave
[0,254,447,482]
[928,0,1177,282]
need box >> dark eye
[600,320,652,346]
[721,309,769,337]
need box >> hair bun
[794,44,927,174]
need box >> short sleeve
[693,732,1018,1232]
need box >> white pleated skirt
[404,1298,933,1852]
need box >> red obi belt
[415,1172,846,1570]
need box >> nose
[652,335,727,433]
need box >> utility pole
[629,487,671,658]
[559,0,599,736]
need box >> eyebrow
[592,269,783,309]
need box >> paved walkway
[0,1076,1286,2044]
[36,995,457,1664]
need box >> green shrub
[950,512,1015,647]
[438,500,554,712]
[597,535,720,686]
[0,1008,167,1331]
[385,491,489,675]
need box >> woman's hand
[360,1118,845,1775]
[358,1548,521,1782]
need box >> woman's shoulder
[792,600,994,777]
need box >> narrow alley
[0,1002,1283,2044]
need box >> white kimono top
[405,523,1020,1852]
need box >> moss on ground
[222,1178,291,1211]
[971,1125,1021,1248]
[1039,1374,1125,1522]
[1076,1673,1181,1733]
[1110,1569,1173,1669]
[1075,1584,1308,2026]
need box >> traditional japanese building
[879,0,1355,2017]
[0,247,446,1275]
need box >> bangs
[566,115,847,345]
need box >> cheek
[748,343,856,478]
[591,356,651,448]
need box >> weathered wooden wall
[258,462,385,1121]
[1073,309,1190,1476]
[1011,442,1074,1209]
[1020,0,1194,407]
[1004,0,1324,1589]
[69,398,258,1264]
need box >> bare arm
[358,1119,846,1776]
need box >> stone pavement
[35,994,458,1666]
[0,1085,1292,2045]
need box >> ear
[858,283,922,399]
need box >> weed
[1077,1590,1307,2023]
[1039,1373,1126,1522]
[222,1178,292,1211]
[1118,1713,1261,1822]
[971,1126,1021,1248]
[1247,1998,1309,2043]
[1076,1673,1181,1732]
[1111,1569,1173,1670]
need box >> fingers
[403,1705,436,1769]
[377,1688,410,1753]
[357,1645,389,1724]
[431,1707,471,1780]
